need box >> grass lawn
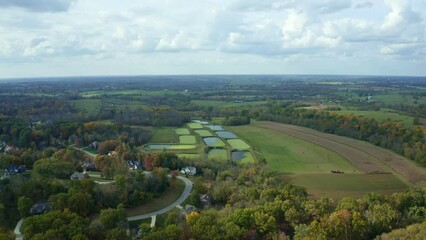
[194,130,214,137]
[226,139,251,150]
[187,123,203,129]
[147,127,176,143]
[179,135,197,144]
[82,147,98,154]
[228,125,357,174]
[332,109,414,127]
[175,128,190,135]
[70,99,102,114]
[282,173,407,200]
[126,178,185,217]
[208,149,228,161]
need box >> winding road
[126,175,193,221]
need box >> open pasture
[228,121,423,199]
[332,109,414,127]
[256,121,426,184]
[229,124,356,174]
[191,100,268,108]
[282,173,407,199]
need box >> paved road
[127,175,193,221]
[14,219,23,240]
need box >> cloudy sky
[0,0,425,78]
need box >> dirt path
[255,121,426,184]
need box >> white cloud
[0,0,425,77]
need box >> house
[4,164,26,174]
[30,203,50,215]
[89,141,100,149]
[200,194,211,208]
[126,160,143,170]
[82,162,96,172]
[180,166,196,176]
[70,172,90,180]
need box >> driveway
[127,175,193,221]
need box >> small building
[89,141,100,149]
[180,166,196,176]
[70,172,90,180]
[30,203,50,215]
[126,160,143,170]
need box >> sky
[0,0,425,78]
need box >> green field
[373,93,426,106]
[229,125,357,173]
[187,123,203,129]
[194,130,214,137]
[147,127,176,143]
[227,139,251,150]
[332,109,414,127]
[229,124,411,199]
[175,128,190,135]
[191,100,268,108]
[70,99,102,113]
[208,149,228,161]
[81,89,180,98]
[179,135,196,144]
[283,173,407,199]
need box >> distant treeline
[260,104,426,166]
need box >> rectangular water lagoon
[145,144,197,150]
[232,150,255,164]
[227,139,250,149]
[206,125,224,131]
[203,137,226,147]
[216,131,237,139]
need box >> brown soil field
[256,121,426,184]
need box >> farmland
[331,109,415,127]
[229,121,426,199]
